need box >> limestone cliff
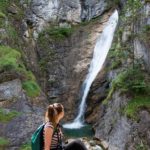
[0,0,150,150]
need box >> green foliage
[0,137,9,146]
[124,96,150,120]
[113,67,148,94]
[121,0,143,26]
[22,81,41,97]
[0,46,21,71]
[0,108,20,123]
[104,65,150,104]
[0,0,10,13]
[39,26,74,41]
[136,141,148,150]
[0,46,41,97]
[109,42,125,69]
[0,12,6,18]
[139,25,150,42]
[20,142,31,150]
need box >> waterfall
[63,10,119,129]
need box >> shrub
[39,26,74,41]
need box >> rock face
[0,79,47,149]
[23,0,110,38]
[134,2,150,72]
[94,92,131,150]
[1,0,150,149]
[80,0,108,20]
[86,2,150,150]
[36,11,112,121]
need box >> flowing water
[63,10,119,129]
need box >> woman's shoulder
[44,121,54,129]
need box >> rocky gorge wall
[0,0,150,150]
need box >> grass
[0,108,20,123]
[124,96,150,120]
[0,46,41,97]
[22,81,41,97]
[0,137,9,147]
[0,46,21,71]
[20,142,31,150]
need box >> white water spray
[63,10,119,129]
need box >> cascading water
[63,10,119,129]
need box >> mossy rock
[0,45,41,98]
[0,108,21,123]
[0,46,21,71]
[124,96,150,120]
[0,137,9,147]
[22,80,41,98]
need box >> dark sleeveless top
[43,122,62,150]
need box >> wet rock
[92,145,103,150]
[67,138,103,150]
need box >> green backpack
[31,123,45,150]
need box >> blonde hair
[45,103,64,127]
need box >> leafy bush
[39,26,74,41]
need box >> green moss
[20,143,31,150]
[0,108,21,123]
[124,96,150,120]
[0,45,41,97]
[0,137,9,147]
[22,80,41,97]
[0,46,21,71]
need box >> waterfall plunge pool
[62,124,94,138]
